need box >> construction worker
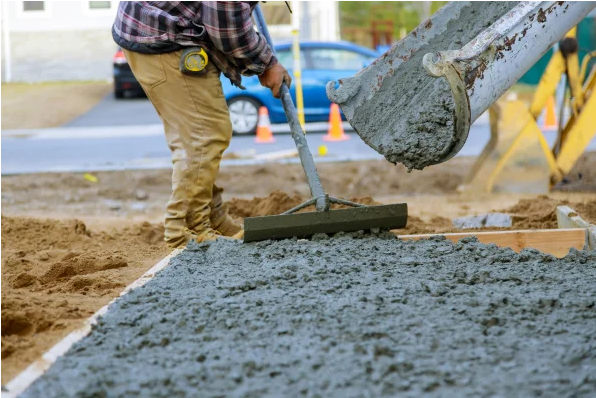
[112,2,291,248]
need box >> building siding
[5,29,116,82]
[1,1,338,83]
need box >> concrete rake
[243,6,407,243]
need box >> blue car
[222,41,379,134]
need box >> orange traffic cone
[255,106,275,143]
[542,96,558,131]
[323,103,350,142]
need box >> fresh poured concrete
[20,233,596,397]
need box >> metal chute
[327,1,596,170]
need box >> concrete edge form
[397,228,587,258]
[2,249,183,398]
[557,205,596,251]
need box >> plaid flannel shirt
[113,1,277,88]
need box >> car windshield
[275,49,305,69]
[309,48,376,70]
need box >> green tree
[339,1,447,46]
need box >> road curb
[1,122,355,140]
[0,153,385,176]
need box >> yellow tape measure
[179,47,209,75]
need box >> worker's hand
[259,63,292,99]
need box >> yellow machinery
[462,28,596,193]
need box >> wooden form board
[397,228,586,258]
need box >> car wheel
[114,88,124,99]
[227,97,261,135]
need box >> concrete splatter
[19,233,596,397]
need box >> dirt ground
[1,216,168,382]
[2,155,596,383]
[3,153,596,221]
[1,82,111,130]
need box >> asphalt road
[1,129,387,175]
[66,94,161,127]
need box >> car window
[275,49,306,69]
[308,49,376,70]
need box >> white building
[1,1,339,83]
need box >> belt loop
[191,22,206,38]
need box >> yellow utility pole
[291,0,306,129]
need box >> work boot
[194,227,223,243]
[194,227,245,243]
[168,227,240,249]
[166,228,197,249]
[209,183,243,237]
[231,230,244,240]
[212,215,243,237]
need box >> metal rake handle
[253,5,329,212]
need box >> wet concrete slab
[19,233,596,397]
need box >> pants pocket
[179,60,224,97]
[124,50,167,89]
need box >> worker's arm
[201,1,290,98]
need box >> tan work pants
[123,49,232,247]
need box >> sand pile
[574,201,596,224]
[499,195,595,229]
[227,190,382,218]
[500,195,566,229]
[228,191,305,218]
[1,216,168,382]
[400,215,453,235]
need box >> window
[309,49,375,70]
[23,1,45,12]
[89,1,111,9]
[275,49,306,69]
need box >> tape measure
[179,47,209,75]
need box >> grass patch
[2,81,111,130]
